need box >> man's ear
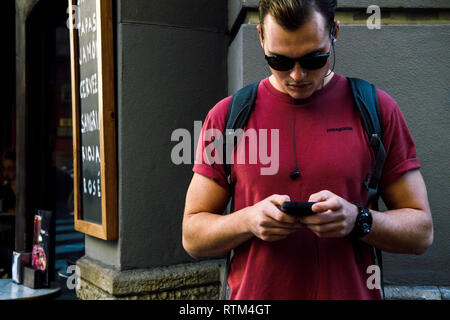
[257,24,264,49]
[332,20,340,44]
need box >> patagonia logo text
[326,127,353,133]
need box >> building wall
[228,2,450,287]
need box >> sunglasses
[264,32,334,71]
[265,51,330,71]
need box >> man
[182,0,433,300]
[0,150,16,212]
[0,151,15,277]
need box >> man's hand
[299,190,359,238]
[183,174,304,258]
[244,194,303,242]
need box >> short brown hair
[259,0,337,33]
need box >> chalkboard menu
[69,0,117,240]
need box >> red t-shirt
[193,73,421,300]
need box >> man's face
[2,159,15,183]
[258,11,337,100]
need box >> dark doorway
[18,0,84,298]
[0,0,17,280]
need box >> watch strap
[351,202,373,239]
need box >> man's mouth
[287,83,312,89]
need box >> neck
[322,70,334,88]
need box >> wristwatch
[351,202,373,238]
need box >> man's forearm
[362,208,433,255]
[182,208,253,259]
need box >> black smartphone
[281,201,316,217]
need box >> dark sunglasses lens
[266,54,329,71]
[300,55,329,70]
[266,56,295,71]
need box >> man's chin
[285,84,315,100]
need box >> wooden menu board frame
[69,0,117,240]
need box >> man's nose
[289,62,307,82]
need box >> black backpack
[219,77,387,299]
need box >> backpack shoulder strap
[347,77,386,207]
[348,77,387,299]
[348,77,382,139]
[223,82,260,185]
[219,82,259,300]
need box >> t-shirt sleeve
[192,96,231,190]
[378,89,421,189]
